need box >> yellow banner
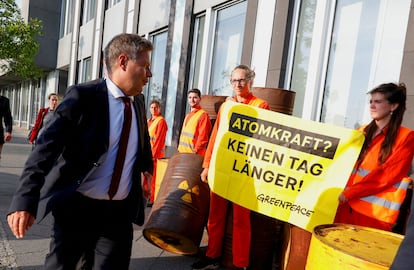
[208,102,365,232]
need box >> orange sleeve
[194,112,212,155]
[259,101,270,110]
[203,109,221,168]
[151,118,168,159]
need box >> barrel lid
[313,223,403,266]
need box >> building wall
[138,0,170,34]
[28,0,62,70]
[57,34,72,69]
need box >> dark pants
[44,192,133,270]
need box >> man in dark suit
[7,33,154,270]
[0,95,12,160]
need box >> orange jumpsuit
[203,93,269,268]
[335,126,414,231]
[145,115,168,203]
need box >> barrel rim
[312,223,403,266]
[252,87,296,94]
[143,227,198,255]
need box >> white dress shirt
[77,78,139,200]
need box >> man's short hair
[104,33,153,75]
[188,88,201,98]
[48,93,58,100]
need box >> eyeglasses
[230,78,249,85]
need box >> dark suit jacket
[8,79,153,225]
[0,95,13,141]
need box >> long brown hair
[358,83,407,164]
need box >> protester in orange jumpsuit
[335,82,414,231]
[178,88,212,157]
[143,99,168,206]
[192,65,270,270]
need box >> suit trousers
[44,192,133,270]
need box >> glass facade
[322,0,410,128]
[289,0,411,128]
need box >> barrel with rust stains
[143,153,210,255]
[305,223,403,270]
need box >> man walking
[7,33,154,270]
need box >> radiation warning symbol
[178,180,200,203]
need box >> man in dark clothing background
[0,95,12,160]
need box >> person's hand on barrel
[142,171,152,199]
[200,168,209,183]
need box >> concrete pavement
[0,126,205,270]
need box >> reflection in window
[289,0,410,128]
[147,30,168,108]
[78,57,91,83]
[188,15,205,90]
[322,0,410,128]
[209,1,247,96]
[289,0,316,117]
[60,0,74,37]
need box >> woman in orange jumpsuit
[144,99,168,205]
[335,83,414,231]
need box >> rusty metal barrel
[251,87,296,115]
[200,95,227,127]
[143,153,210,255]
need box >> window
[82,0,96,24]
[78,58,91,83]
[287,0,317,117]
[60,0,75,37]
[106,0,122,9]
[322,0,410,128]
[209,1,247,96]
[189,1,247,96]
[146,30,168,108]
[188,15,205,90]
[287,0,411,128]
